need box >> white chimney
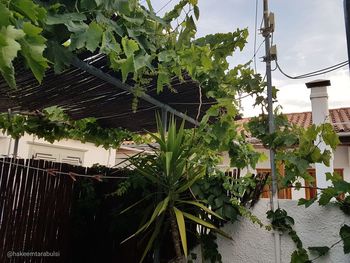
[306,79,333,189]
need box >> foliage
[1,0,266,174]
[248,105,350,262]
[0,106,133,149]
[267,208,310,263]
[2,1,348,262]
[0,0,262,106]
[192,173,239,223]
[199,232,222,263]
[308,246,330,258]
[340,224,350,254]
[122,115,230,262]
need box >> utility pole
[344,0,350,69]
[262,1,281,262]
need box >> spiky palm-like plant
[122,115,228,262]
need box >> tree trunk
[169,209,184,263]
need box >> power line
[275,60,349,79]
[250,39,266,63]
[156,0,175,14]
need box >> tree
[122,115,230,262]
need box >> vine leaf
[46,41,73,73]
[122,37,139,58]
[291,249,310,263]
[0,3,11,26]
[46,13,87,27]
[156,65,170,93]
[298,197,316,208]
[318,188,337,206]
[194,5,200,20]
[134,53,151,71]
[86,22,103,52]
[308,246,330,257]
[0,25,25,88]
[19,22,48,83]
[120,56,134,82]
[340,224,350,254]
[11,0,46,25]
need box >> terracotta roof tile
[238,107,350,134]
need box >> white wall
[0,133,115,167]
[334,145,350,181]
[193,199,350,263]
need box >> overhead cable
[156,0,175,14]
[275,60,349,79]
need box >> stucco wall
[193,199,350,263]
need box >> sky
[150,0,350,117]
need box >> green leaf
[119,193,155,214]
[45,41,72,73]
[0,4,11,27]
[120,56,134,82]
[11,0,46,25]
[121,199,165,244]
[122,37,139,57]
[134,53,151,71]
[176,168,205,194]
[182,211,216,230]
[19,22,48,83]
[333,180,350,193]
[46,13,89,32]
[340,224,350,254]
[86,22,103,52]
[173,207,188,258]
[310,148,321,162]
[43,106,67,122]
[46,13,87,25]
[64,21,89,33]
[96,13,124,36]
[291,249,309,263]
[180,200,224,220]
[182,211,231,239]
[308,246,330,257]
[194,5,200,20]
[158,196,169,215]
[70,31,87,50]
[165,151,173,176]
[158,50,176,62]
[0,25,25,88]
[318,188,337,206]
[140,214,164,263]
[298,197,316,208]
[156,67,170,93]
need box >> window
[224,168,240,180]
[256,167,292,199]
[305,169,344,200]
[28,143,85,166]
[305,169,317,200]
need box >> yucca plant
[121,114,229,262]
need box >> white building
[0,133,116,167]
[221,80,350,200]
